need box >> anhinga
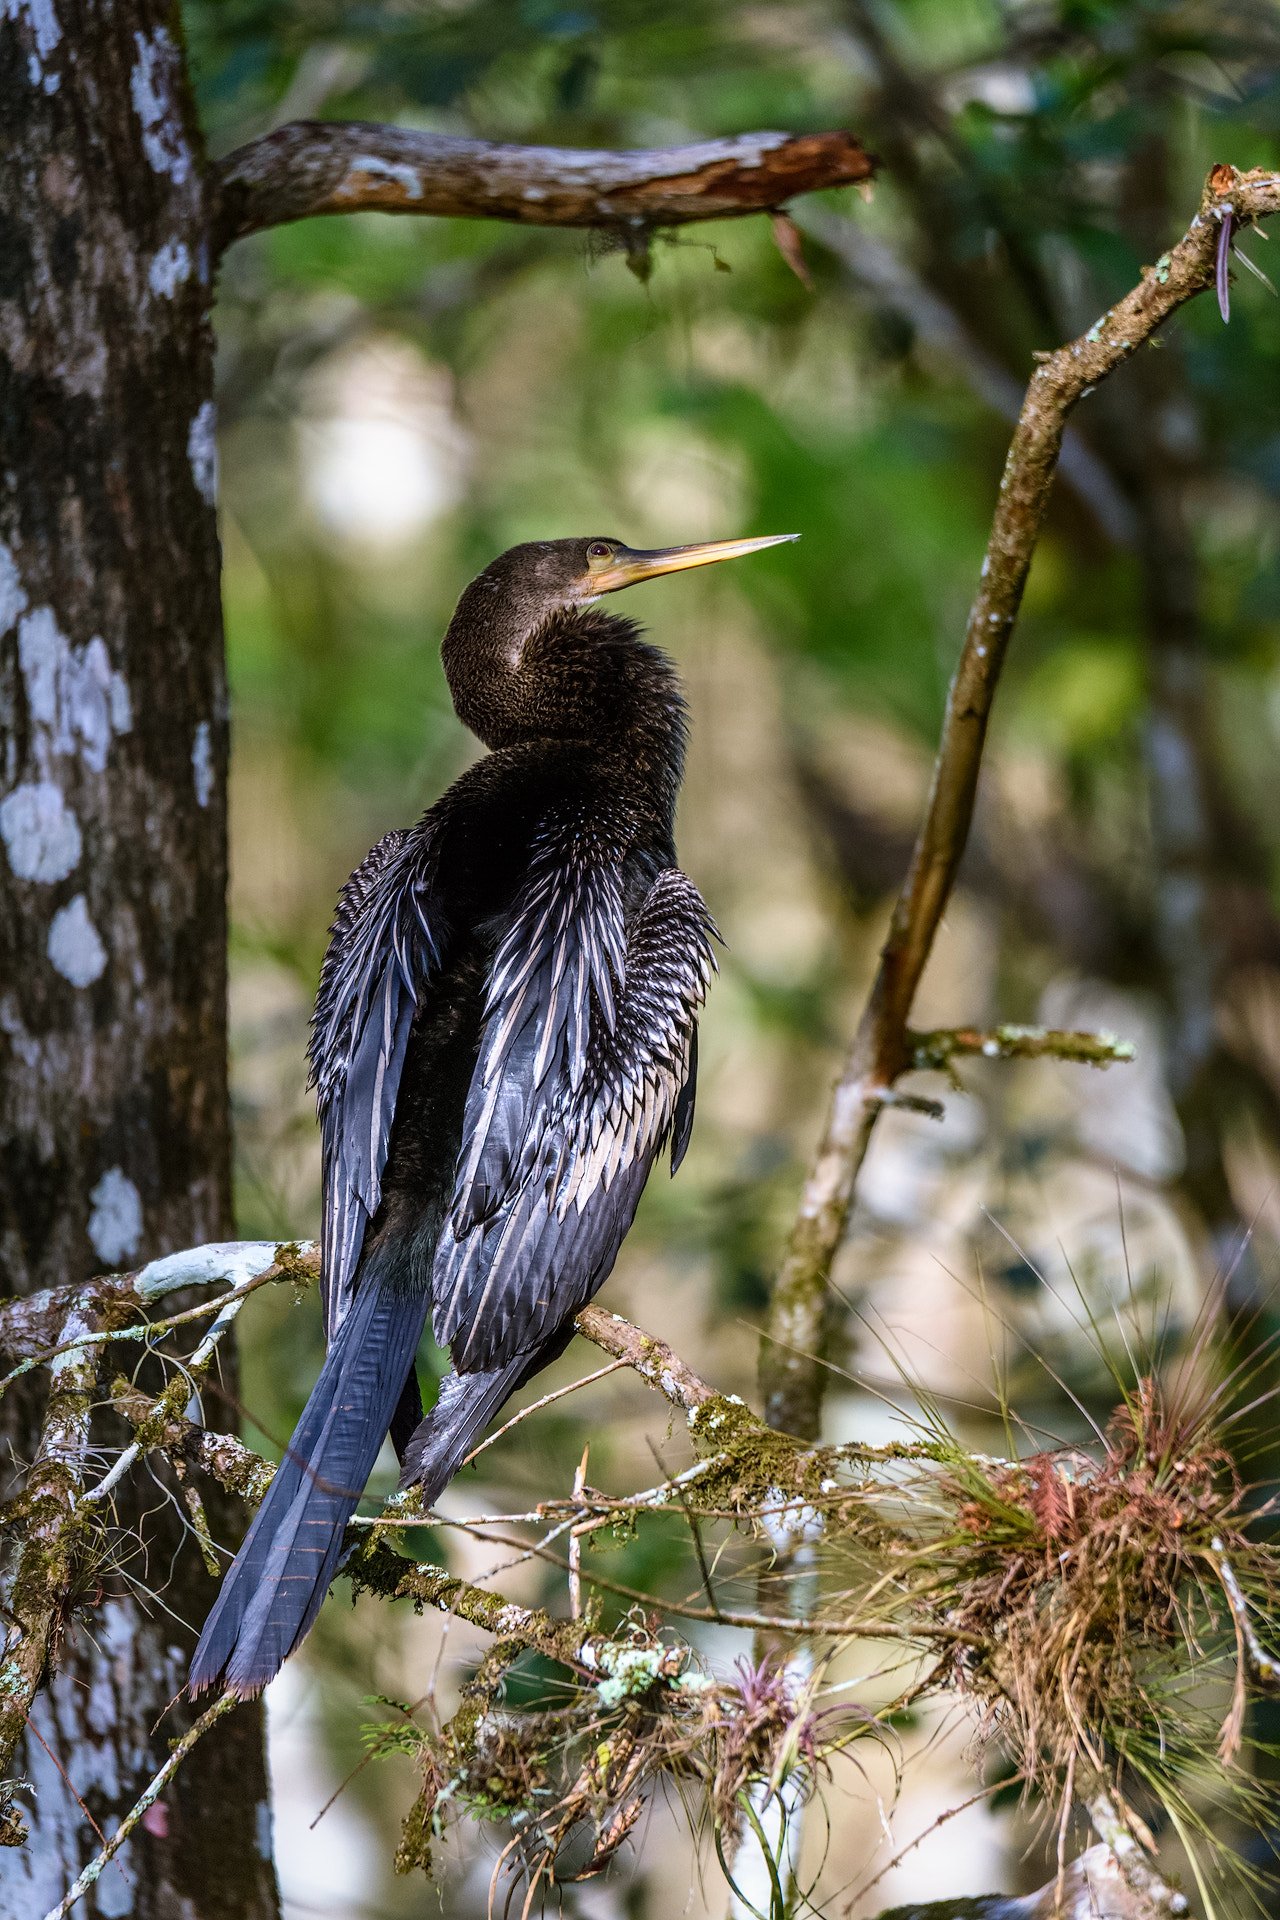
[190,530,794,1696]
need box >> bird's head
[442,533,796,749]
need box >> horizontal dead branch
[212,121,875,253]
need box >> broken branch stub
[211,122,876,253]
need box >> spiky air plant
[370,1623,879,1916]
[861,1367,1280,1911]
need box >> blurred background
[184,0,1280,1911]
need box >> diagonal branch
[211,121,875,255]
[761,162,1280,1441]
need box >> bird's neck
[443,604,687,823]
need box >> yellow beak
[590,533,798,594]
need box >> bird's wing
[308,826,445,1337]
[434,840,716,1371]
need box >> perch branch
[212,123,875,254]
[760,162,1280,1442]
[574,1303,719,1412]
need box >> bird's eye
[587,542,613,564]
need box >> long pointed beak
[591,533,798,594]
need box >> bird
[189,530,795,1697]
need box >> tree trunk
[0,5,277,1913]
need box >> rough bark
[212,122,875,252]
[0,6,277,1915]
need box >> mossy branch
[106,1378,276,1507]
[907,1024,1135,1075]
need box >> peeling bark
[212,122,875,252]
[0,4,276,1913]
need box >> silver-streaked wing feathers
[434,851,715,1371]
[308,826,444,1337]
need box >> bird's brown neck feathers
[442,593,687,813]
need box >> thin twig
[647,1435,723,1622]
[416,1515,981,1643]
[846,1781,1004,1906]
[461,1360,628,1467]
[568,1445,589,1621]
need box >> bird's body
[190,532,791,1697]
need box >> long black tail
[190,1277,428,1697]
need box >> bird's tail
[189,1275,428,1698]
[399,1358,537,1505]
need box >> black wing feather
[435,850,715,1372]
[308,826,445,1336]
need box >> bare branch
[761,162,1280,1442]
[212,121,875,255]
